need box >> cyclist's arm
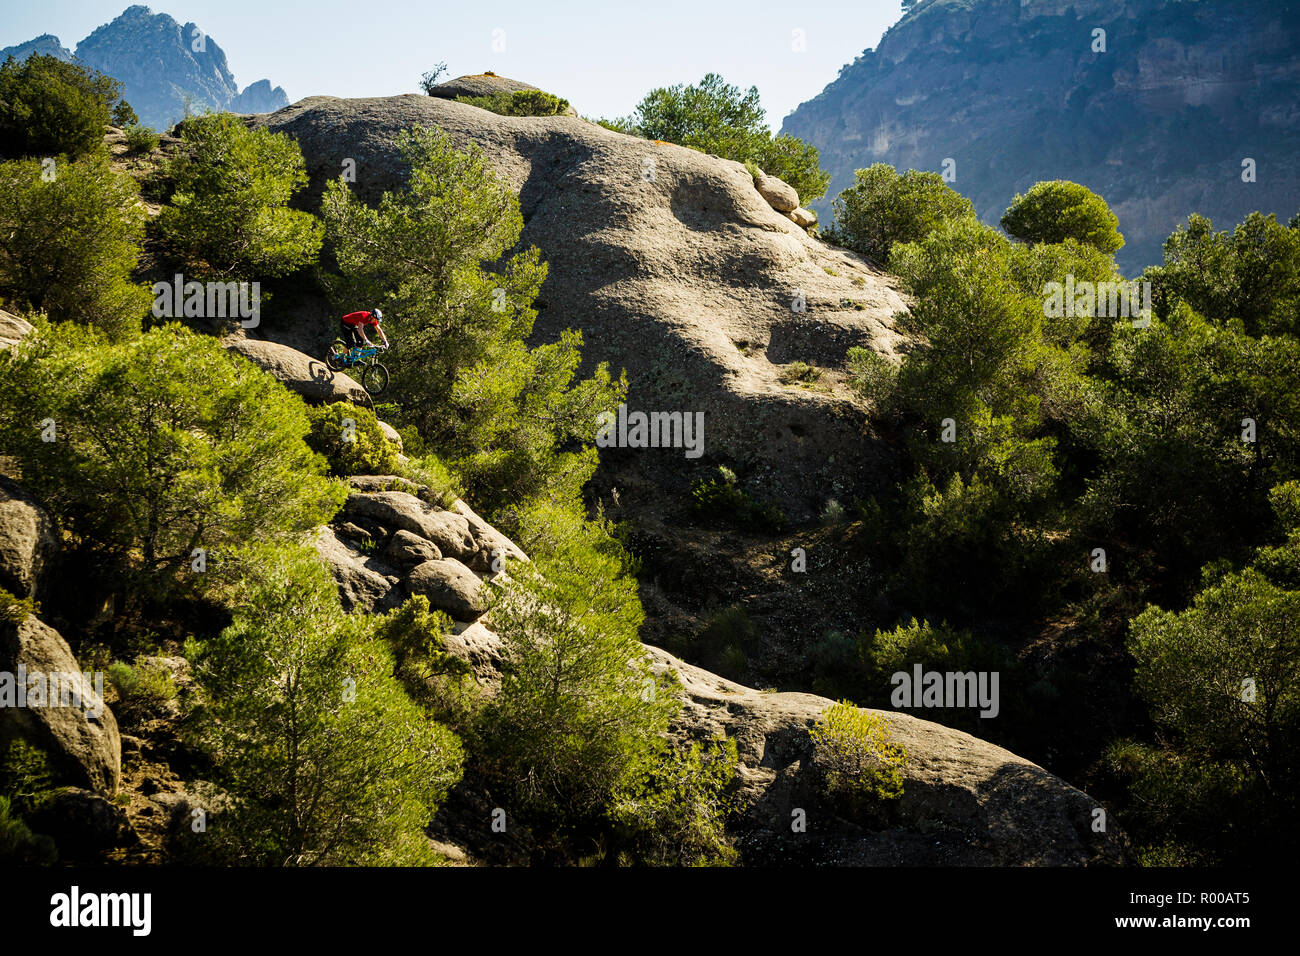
[377,327,390,348]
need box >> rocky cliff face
[255,95,909,520]
[3,6,289,130]
[783,0,1300,272]
[0,34,73,63]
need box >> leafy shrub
[0,795,56,864]
[609,737,740,866]
[615,73,830,201]
[159,112,322,281]
[105,657,178,723]
[824,163,975,265]
[372,595,472,713]
[479,501,676,828]
[689,466,786,531]
[187,543,464,865]
[809,700,906,810]
[418,62,448,95]
[0,154,149,338]
[0,322,346,597]
[1001,180,1124,254]
[305,402,402,477]
[0,740,55,817]
[123,124,160,155]
[0,54,124,160]
[455,89,571,117]
[0,587,38,622]
[778,361,823,387]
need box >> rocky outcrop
[648,646,1131,865]
[0,477,57,600]
[230,78,289,115]
[314,479,527,621]
[315,485,1131,865]
[0,34,73,63]
[426,73,540,100]
[255,95,910,520]
[755,172,799,212]
[782,0,1300,273]
[225,337,369,405]
[0,309,34,349]
[0,614,121,793]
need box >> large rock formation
[0,477,58,600]
[224,337,369,405]
[5,6,289,131]
[314,478,1131,865]
[782,0,1300,273]
[255,95,910,519]
[0,614,121,793]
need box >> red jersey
[341,311,379,328]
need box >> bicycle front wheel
[361,362,389,396]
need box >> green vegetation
[825,163,976,264]
[305,402,402,477]
[612,73,831,202]
[0,153,149,338]
[455,89,570,116]
[1001,180,1125,254]
[123,124,160,156]
[0,322,344,598]
[321,126,624,522]
[186,543,463,865]
[478,502,675,829]
[690,466,786,531]
[158,113,323,281]
[810,701,907,811]
[0,54,128,160]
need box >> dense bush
[0,54,127,160]
[809,701,906,813]
[158,113,322,281]
[187,543,464,865]
[1001,180,1124,254]
[478,501,676,833]
[0,322,345,596]
[614,73,830,202]
[0,154,149,338]
[455,89,570,116]
[825,163,975,265]
[305,402,402,477]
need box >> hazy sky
[1,0,904,126]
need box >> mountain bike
[325,341,390,396]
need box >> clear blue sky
[1,0,904,125]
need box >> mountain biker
[340,309,390,351]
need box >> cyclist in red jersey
[340,309,390,350]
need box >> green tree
[0,54,124,160]
[479,501,677,828]
[0,153,149,338]
[187,543,463,865]
[1001,180,1125,254]
[0,322,345,595]
[619,73,830,202]
[1117,482,1300,861]
[1147,211,1300,338]
[826,163,975,265]
[321,126,624,520]
[456,89,570,116]
[158,113,322,280]
[305,402,402,477]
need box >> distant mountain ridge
[1,5,288,130]
[783,0,1300,272]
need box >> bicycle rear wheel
[325,340,350,371]
[361,361,389,396]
